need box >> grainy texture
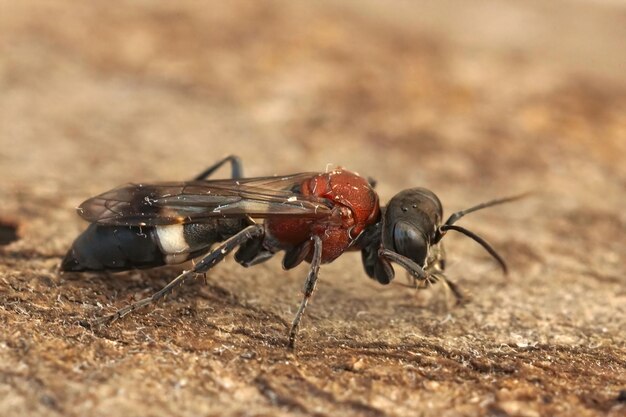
[0,1,625,416]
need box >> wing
[77,173,332,226]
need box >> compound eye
[393,220,428,266]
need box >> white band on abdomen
[156,224,190,254]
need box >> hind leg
[94,224,264,326]
[194,155,243,180]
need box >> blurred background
[1,0,624,194]
[1,0,624,272]
[0,1,624,416]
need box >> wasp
[62,155,523,348]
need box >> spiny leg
[193,155,243,180]
[288,235,322,349]
[94,224,264,326]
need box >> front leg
[426,243,464,303]
[288,235,323,349]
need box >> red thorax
[265,169,380,263]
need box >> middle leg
[288,235,323,349]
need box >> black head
[381,187,442,266]
[361,188,526,285]
[360,188,443,284]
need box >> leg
[193,155,243,180]
[439,275,464,303]
[288,235,322,349]
[425,244,463,303]
[234,235,275,267]
[94,224,264,326]
[430,242,464,303]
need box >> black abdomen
[61,219,247,272]
[61,224,164,271]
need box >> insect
[62,155,523,348]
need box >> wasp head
[381,188,443,266]
[359,188,443,284]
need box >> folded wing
[78,173,332,226]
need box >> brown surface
[1,1,625,416]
